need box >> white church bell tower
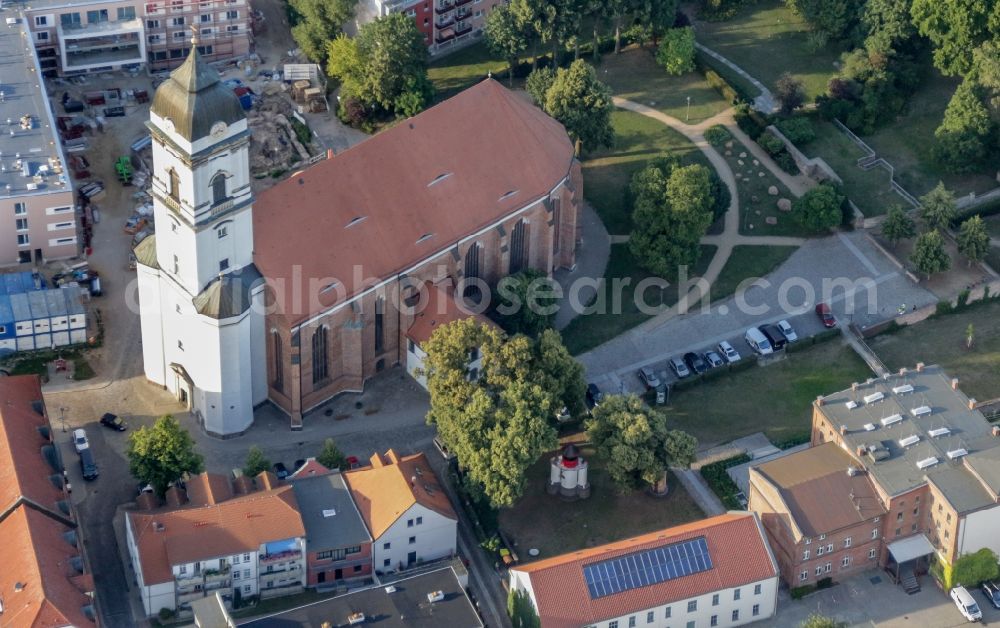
[135,34,267,436]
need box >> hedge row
[700,453,751,510]
[786,327,841,353]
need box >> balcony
[454,0,473,7]
[455,22,472,36]
[260,549,302,565]
[453,8,471,20]
[210,198,234,216]
[435,16,454,29]
[203,567,231,584]
[434,2,454,15]
[435,30,455,43]
[175,570,203,584]
[176,588,205,605]
[259,582,304,600]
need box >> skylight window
[893,384,914,395]
[427,172,452,187]
[911,405,932,417]
[864,392,885,404]
[498,189,519,201]
[916,457,939,470]
[881,414,903,427]
[322,508,337,517]
[415,233,435,244]
[845,400,858,410]
[899,435,920,447]
[928,427,951,438]
[864,423,877,431]
[345,216,367,228]
[947,449,969,460]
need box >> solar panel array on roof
[583,536,713,599]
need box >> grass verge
[499,443,704,559]
[562,244,715,355]
[428,42,510,102]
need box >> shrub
[935,300,954,316]
[699,454,750,509]
[756,132,785,156]
[704,124,732,147]
[701,66,743,104]
[772,433,811,449]
[791,584,816,599]
[734,103,765,140]
[774,151,799,175]
[158,608,175,621]
[776,117,816,145]
[817,576,834,589]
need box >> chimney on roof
[969,398,977,410]
[326,148,334,160]
[993,426,1000,438]
[852,382,859,391]
[411,475,417,487]
[899,367,908,376]
[856,446,865,457]
[847,466,858,477]
[952,378,960,390]
[816,395,824,406]
[916,362,925,372]
[840,425,848,436]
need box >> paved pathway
[671,467,726,516]
[555,202,611,329]
[694,42,777,113]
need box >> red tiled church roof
[513,513,777,628]
[253,79,575,325]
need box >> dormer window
[211,172,227,205]
[168,168,180,201]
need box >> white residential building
[344,450,458,573]
[509,513,780,628]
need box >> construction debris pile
[247,87,316,178]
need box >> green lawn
[711,245,798,303]
[721,138,814,237]
[694,0,844,101]
[803,118,902,217]
[599,47,731,123]
[863,72,999,199]
[562,244,716,355]
[499,444,704,559]
[869,300,1000,401]
[428,42,509,101]
[583,109,709,235]
[666,340,871,446]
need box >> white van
[951,586,983,622]
[745,327,773,356]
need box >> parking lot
[765,571,1000,627]
[580,232,938,395]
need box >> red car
[815,303,836,328]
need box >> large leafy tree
[289,0,358,65]
[422,320,584,507]
[918,182,957,231]
[953,549,1000,587]
[585,394,696,492]
[510,0,576,64]
[317,438,348,470]
[881,204,916,245]
[484,3,531,86]
[544,60,615,154]
[911,0,998,77]
[494,269,558,337]
[972,41,1000,111]
[957,215,990,265]
[775,72,806,114]
[910,230,951,278]
[629,161,714,276]
[655,27,695,76]
[862,0,915,54]
[933,80,997,173]
[638,0,681,46]
[243,445,271,477]
[785,0,864,42]
[792,183,844,231]
[326,14,433,118]
[525,67,556,105]
[127,415,203,497]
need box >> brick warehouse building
[135,46,581,435]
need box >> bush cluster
[699,454,751,510]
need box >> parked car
[273,462,289,480]
[745,327,773,356]
[668,357,690,379]
[704,350,725,368]
[982,581,1000,610]
[759,324,788,351]
[776,319,798,342]
[951,586,983,622]
[585,383,604,410]
[683,352,708,374]
[72,428,89,453]
[638,366,661,389]
[79,448,99,481]
[815,302,836,328]
[718,340,741,363]
[100,412,126,431]
[137,483,153,495]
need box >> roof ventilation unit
[881,414,903,427]
[427,591,445,603]
[947,448,969,460]
[911,405,932,417]
[928,427,951,438]
[893,384,914,395]
[916,457,939,470]
[864,392,885,404]
[845,400,858,410]
[864,423,877,432]
[899,435,920,447]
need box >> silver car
[777,319,798,342]
[717,340,741,363]
[638,366,662,389]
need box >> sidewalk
[671,466,726,516]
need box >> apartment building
[344,450,458,573]
[750,364,1000,591]
[358,0,502,54]
[0,375,98,627]
[126,480,307,617]
[509,513,779,628]
[0,13,77,266]
[749,442,888,587]
[21,0,250,75]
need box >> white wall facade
[139,96,263,435]
[510,574,779,628]
[957,505,1000,559]
[373,503,457,572]
[126,515,176,617]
